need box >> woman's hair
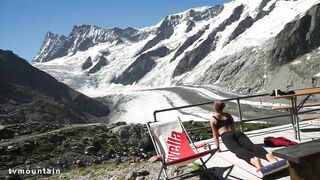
[213,100,225,112]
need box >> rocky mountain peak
[32,24,152,63]
[33,31,67,62]
[46,31,59,39]
[69,24,103,38]
[163,5,223,28]
[183,5,224,22]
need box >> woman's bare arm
[209,118,220,151]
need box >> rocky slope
[1,120,226,179]
[0,122,154,179]
[32,0,320,95]
[0,50,110,124]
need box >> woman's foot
[266,153,278,163]
[250,157,264,172]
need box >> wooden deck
[200,120,320,180]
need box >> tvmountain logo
[8,168,61,175]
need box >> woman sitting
[209,100,278,171]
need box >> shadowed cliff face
[0,50,110,125]
[270,3,320,65]
[111,46,170,85]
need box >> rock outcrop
[112,46,170,85]
[270,3,320,65]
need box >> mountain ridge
[0,49,110,124]
[32,0,320,95]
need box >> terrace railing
[153,92,320,132]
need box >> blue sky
[0,0,230,61]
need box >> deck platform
[200,120,320,180]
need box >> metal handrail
[152,92,320,132]
[153,93,269,121]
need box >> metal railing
[153,92,320,132]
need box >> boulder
[84,146,97,155]
[0,126,14,139]
[125,171,138,180]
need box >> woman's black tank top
[213,116,233,130]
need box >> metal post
[146,123,161,156]
[294,97,301,141]
[162,166,169,180]
[291,98,297,139]
[153,111,157,122]
[236,99,244,132]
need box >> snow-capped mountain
[33,25,154,62]
[33,0,320,94]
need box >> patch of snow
[291,60,302,65]
[263,0,277,11]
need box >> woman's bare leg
[250,157,264,171]
[266,153,278,163]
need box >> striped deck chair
[146,117,217,180]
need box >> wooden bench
[298,113,320,121]
[272,102,320,111]
[273,139,320,180]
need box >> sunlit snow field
[78,84,285,124]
